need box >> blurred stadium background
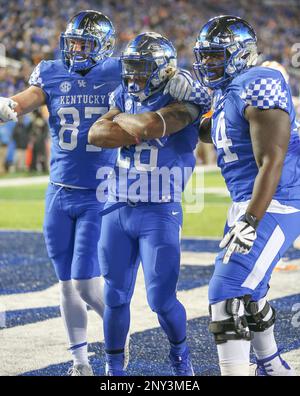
[0,0,300,181]
[0,0,299,376]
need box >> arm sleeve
[239,76,290,115]
[108,85,124,111]
[28,61,45,89]
[189,81,212,114]
[28,61,50,103]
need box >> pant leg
[71,199,102,280]
[209,210,300,304]
[69,190,105,317]
[139,202,187,344]
[44,185,89,362]
[43,184,75,281]
[98,206,140,351]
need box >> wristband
[240,212,259,229]
[155,111,166,138]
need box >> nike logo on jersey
[172,211,180,215]
[94,83,107,90]
[147,98,159,106]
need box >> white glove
[163,69,194,101]
[0,97,18,124]
[163,70,211,112]
[220,213,258,264]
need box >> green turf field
[0,171,230,236]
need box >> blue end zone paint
[3,306,61,328]
[21,294,300,376]
[0,231,57,294]
[181,239,220,253]
[1,231,299,376]
[2,264,214,329]
[0,231,216,295]
[1,232,298,294]
[178,265,214,291]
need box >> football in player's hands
[0,97,18,124]
[220,213,259,264]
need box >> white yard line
[0,176,49,187]
[196,165,219,173]
[0,165,219,188]
[0,176,229,195]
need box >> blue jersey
[29,58,121,189]
[107,86,204,203]
[211,66,300,204]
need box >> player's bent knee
[72,277,104,306]
[104,284,130,308]
[147,291,176,314]
[209,298,252,344]
[73,280,93,303]
[60,280,76,296]
[244,298,276,332]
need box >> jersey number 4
[58,106,107,151]
[213,111,238,163]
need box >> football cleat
[256,351,296,376]
[105,362,127,376]
[67,363,94,376]
[105,352,127,376]
[169,347,195,376]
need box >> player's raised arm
[244,106,290,220]
[111,101,200,141]
[0,61,47,124]
[0,86,45,123]
[11,85,47,116]
[88,107,138,148]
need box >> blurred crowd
[0,0,300,173]
[0,109,49,174]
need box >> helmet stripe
[72,12,87,30]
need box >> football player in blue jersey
[88,32,211,376]
[194,15,300,376]
[0,10,121,376]
[0,13,205,375]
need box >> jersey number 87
[58,106,107,152]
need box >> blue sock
[169,339,188,357]
[157,300,187,354]
[104,303,130,351]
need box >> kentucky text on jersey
[29,57,121,190]
[60,95,107,105]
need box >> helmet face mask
[62,36,97,61]
[194,47,226,86]
[193,15,258,89]
[60,10,116,72]
[121,32,177,102]
[122,58,157,94]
